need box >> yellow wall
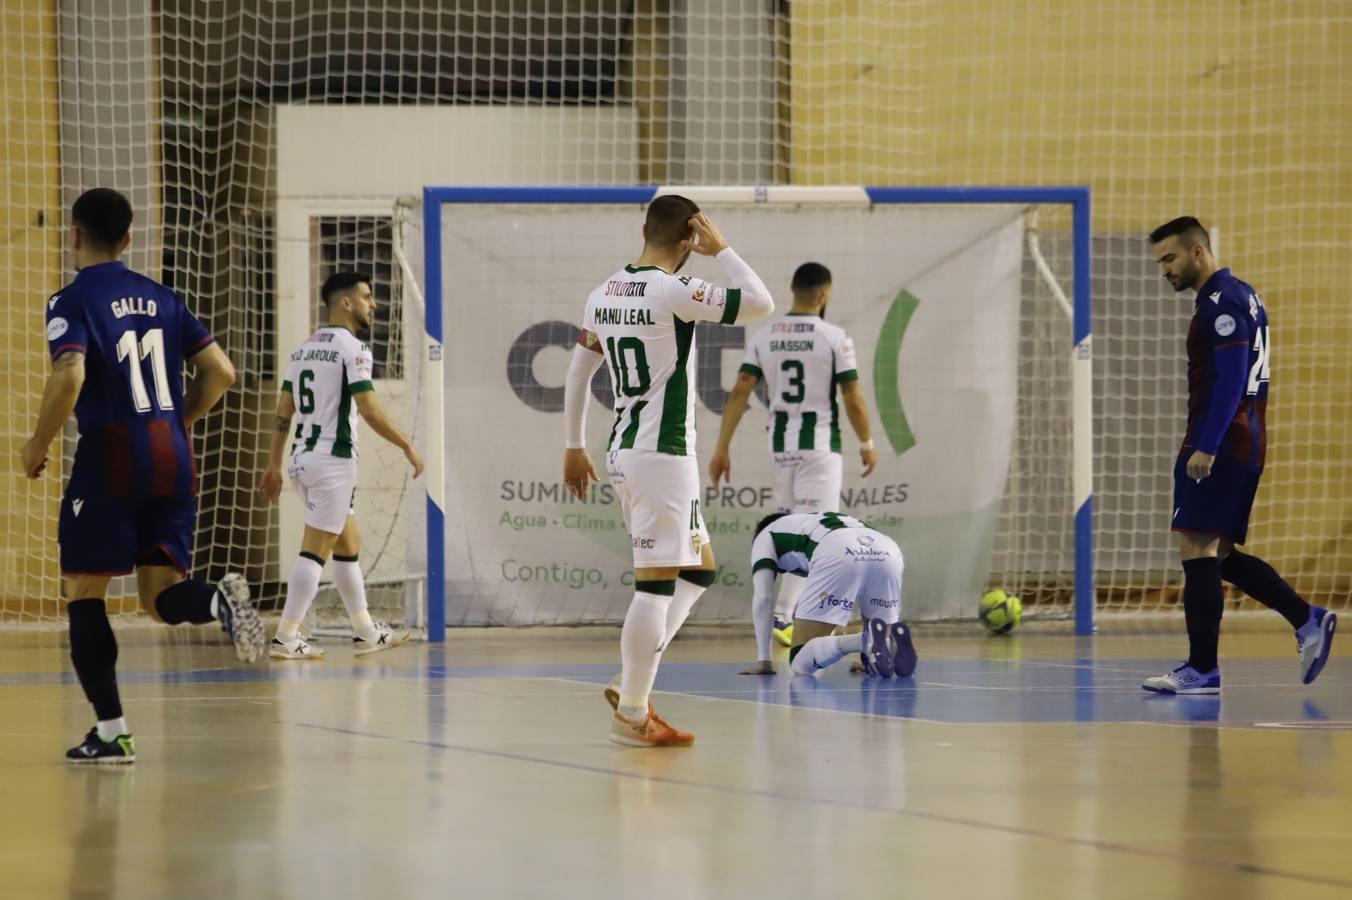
[793,0,1352,599]
[0,0,62,612]
[0,2,66,877]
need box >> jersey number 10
[606,336,651,398]
[1247,326,1271,396]
[116,328,174,413]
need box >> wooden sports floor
[2,621,1350,899]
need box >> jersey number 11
[116,328,174,413]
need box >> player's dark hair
[754,512,789,537]
[644,194,700,248]
[1149,216,1211,250]
[321,271,371,306]
[71,188,133,251]
[791,262,832,294]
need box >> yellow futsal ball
[979,589,1022,635]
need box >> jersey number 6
[297,369,317,413]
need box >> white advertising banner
[435,203,1024,624]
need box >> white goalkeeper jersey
[741,314,859,454]
[281,325,375,459]
[750,512,871,575]
[581,260,749,457]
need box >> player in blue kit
[19,188,264,763]
[1142,217,1335,694]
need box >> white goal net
[3,2,1347,634]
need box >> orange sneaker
[609,710,695,748]
[647,708,693,744]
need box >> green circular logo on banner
[873,288,919,455]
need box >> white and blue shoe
[861,618,895,678]
[890,622,917,677]
[1298,607,1337,685]
[216,573,265,664]
[1142,664,1220,695]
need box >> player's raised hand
[405,446,425,479]
[258,466,284,503]
[708,449,732,487]
[564,447,598,499]
[684,213,729,257]
[739,660,775,675]
[19,438,47,479]
[1186,450,1215,481]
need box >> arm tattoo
[52,351,86,372]
[274,415,292,433]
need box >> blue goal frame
[422,185,1094,638]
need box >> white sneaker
[269,636,325,660]
[216,573,265,664]
[1142,663,1220,694]
[352,623,410,656]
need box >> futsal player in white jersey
[563,195,774,747]
[738,512,916,679]
[709,263,877,647]
[259,272,424,659]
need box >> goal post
[418,185,1094,638]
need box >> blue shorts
[59,495,197,576]
[1171,455,1262,545]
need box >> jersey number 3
[116,328,173,413]
[1247,326,1271,396]
[780,360,805,403]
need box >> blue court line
[4,659,1348,726]
[284,719,1352,892]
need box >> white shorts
[772,450,843,513]
[796,528,904,627]
[287,453,356,535]
[606,449,710,569]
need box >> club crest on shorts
[688,499,703,555]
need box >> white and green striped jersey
[750,512,870,575]
[281,325,374,459]
[581,263,746,456]
[741,314,858,454]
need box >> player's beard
[673,250,692,273]
[1170,260,1202,293]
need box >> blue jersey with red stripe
[1183,268,1270,469]
[45,260,215,499]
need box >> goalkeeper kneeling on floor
[739,512,917,678]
